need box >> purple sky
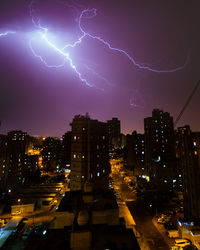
[0,0,200,137]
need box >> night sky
[0,0,200,137]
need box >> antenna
[174,80,200,127]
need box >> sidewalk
[152,216,175,248]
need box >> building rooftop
[57,189,118,212]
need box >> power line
[174,80,200,127]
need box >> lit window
[163,164,166,168]
[194,151,197,155]
[97,172,100,177]
[164,180,167,183]
[74,136,77,140]
[179,174,181,177]
[103,169,105,173]
[82,155,85,159]
[82,175,84,179]
[194,141,197,146]
[83,127,85,131]
[142,151,144,155]
[74,154,76,158]
[97,154,99,158]
[173,179,176,183]
[97,145,99,149]
[91,173,93,178]
[102,136,105,140]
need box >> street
[110,157,170,250]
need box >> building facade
[41,137,61,172]
[107,117,121,151]
[144,109,176,190]
[0,131,34,192]
[177,126,200,220]
[126,131,145,176]
[70,114,110,191]
[60,132,71,170]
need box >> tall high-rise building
[177,125,200,220]
[107,117,121,150]
[0,134,8,191]
[4,131,30,192]
[193,131,200,169]
[41,137,61,172]
[60,131,71,170]
[126,131,145,175]
[0,131,42,192]
[144,109,176,190]
[70,114,109,191]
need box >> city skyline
[0,0,200,136]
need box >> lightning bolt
[0,1,189,88]
[77,8,189,73]
[29,1,94,87]
[84,64,113,87]
[0,31,16,37]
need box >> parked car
[175,239,190,248]
[157,217,166,224]
[171,246,179,250]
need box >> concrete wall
[92,209,119,225]
[51,211,74,228]
[11,204,34,215]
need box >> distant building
[126,131,145,176]
[107,117,121,150]
[0,131,33,192]
[144,109,176,190]
[60,132,71,170]
[70,114,109,191]
[0,134,8,191]
[193,131,200,169]
[41,137,61,172]
[177,125,200,221]
[120,133,126,148]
